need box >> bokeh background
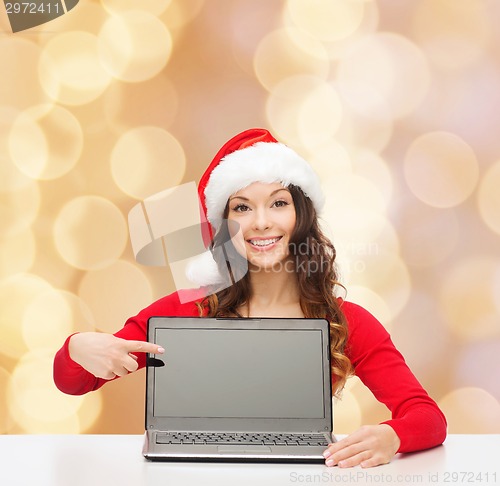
[1,0,500,435]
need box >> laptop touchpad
[217,446,272,454]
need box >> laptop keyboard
[156,432,329,446]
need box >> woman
[53,128,447,468]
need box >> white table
[0,434,498,486]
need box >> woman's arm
[53,289,202,395]
[323,301,447,467]
[52,320,157,395]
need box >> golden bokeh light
[324,192,403,317]
[404,131,479,208]
[477,160,500,236]
[360,250,412,319]
[317,1,379,61]
[390,292,450,377]
[53,196,128,271]
[411,61,500,154]
[64,120,125,201]
[77,391,104,433]
[0,179,40,238]
[336,82,394,153]
[254,28,329,93]
[0,108,34,192]
[0,38,50,110]
[286,0,366,43]
[228,1,287,76]
[398,201,459,267]
[38,31,113,106]
[0,273,53,359]
[78,260,153,334]
[454,340,500,405]
[438,387,500,433]
[306,139,352,180]
[323,173,387,225]
[37,1,108,37]
[327,212,391,280]
[0,227,36,279]
[334,378,362,434]
[496,268,500,315]
[333,219,401,287]
[7,350,87,433]
[98,11,172,83]
[9,104,83,180]
[337,33,430,118]
[345,248,411,322]
[346,285,392,329]
[297,81,343,149]
[321,168,401,298]
[266,75,331,146]
[439,257,500,341]
[413,0,491,71]
[22,289,95,353]
[104,75,179,133]
[0,3,9,31]
[110,127,186,200]
[352,151,393,207]
[158,0,206,31]
[101,0,172,16]
[0,367,14,434]
[8,108,47,182]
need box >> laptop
[142,316,335,462]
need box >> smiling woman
[53,128,447,469]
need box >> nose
[252,206,271,231]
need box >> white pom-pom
[185,250,225,287]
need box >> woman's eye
[273,200,289,208]
[232,204,250,212]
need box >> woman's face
[227,181,296,272]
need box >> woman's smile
[246,235,283,251]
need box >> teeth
[249,237,280,247]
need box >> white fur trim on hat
[204,142,325,231]
[185,250,225,287]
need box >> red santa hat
[186,128,325,287]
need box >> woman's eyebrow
[229,188,290,201]
[270,188,291,196]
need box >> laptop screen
[146,317,332,433]
[153,328,325,419]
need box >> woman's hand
[323,424,401,468]
[68,332,164,380]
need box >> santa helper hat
[186,128,325,287]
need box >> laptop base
[143,432,335,463]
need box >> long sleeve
[52,318,147,395]
[342,301,447,453]
[53,289,203,395]
[53,333,104,396]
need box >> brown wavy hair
[196,185,353,397]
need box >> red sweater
[53,290,447,453]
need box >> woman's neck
[241,266,304,318]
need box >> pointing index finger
[124,340,164,354]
